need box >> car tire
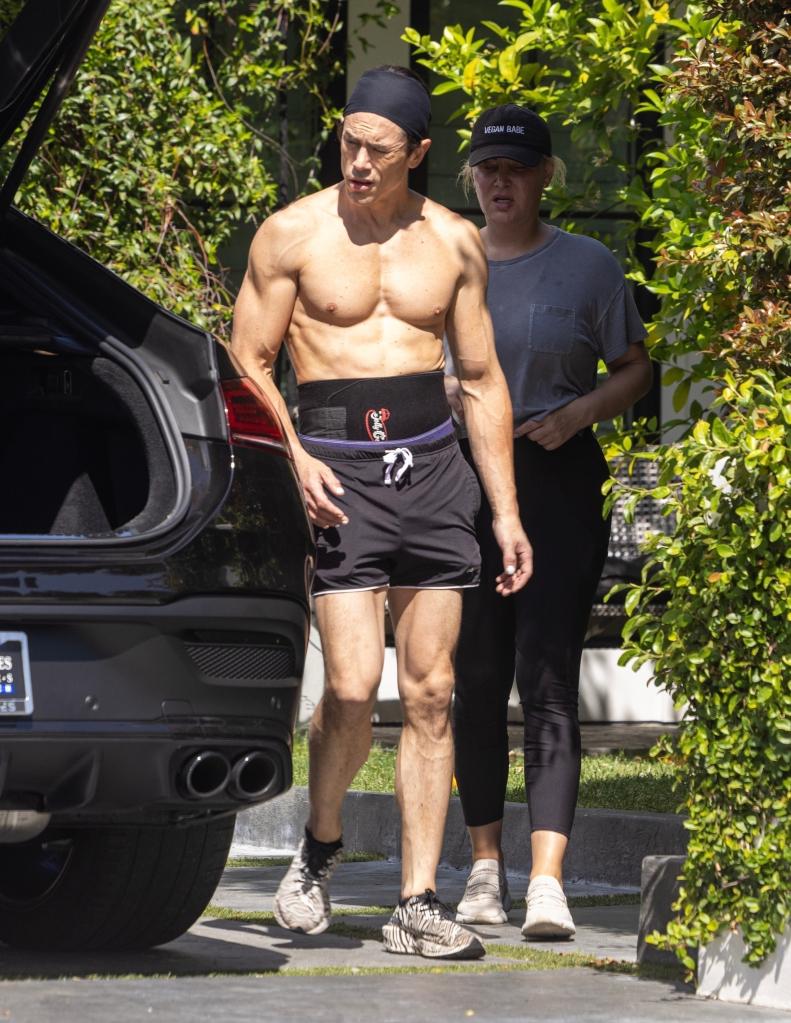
[0,816,235,951]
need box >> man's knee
[400,666,454,737]
[322,673,379,722]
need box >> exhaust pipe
[180,750,231,800]
[227,751,279,802]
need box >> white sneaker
[455,858,512,925]
[521,875,576,940]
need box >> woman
[447,104,653,938]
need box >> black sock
[400,888,436,906]
[304,826,343,874]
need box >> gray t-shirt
[486,227,647,424]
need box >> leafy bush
[611,2,791,966]
[0,0,345,335]
[631,4,791,399]
[609,374,791,967]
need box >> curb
[233,787,687,888]
[638,854,688,966]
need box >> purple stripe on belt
[299,418,455,449]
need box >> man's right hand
[294,450,349,529]
[492,514,533,596]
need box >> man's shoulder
[258,187,338,236]
[418,196,482,257]
[420,196,476,234]
[251,188,340,267]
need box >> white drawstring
[382,447,413,485]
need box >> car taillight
[221,378,293,459]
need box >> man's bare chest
[295,229,460,329]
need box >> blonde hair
[457,155,566,200]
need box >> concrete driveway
[1,858,788,1022]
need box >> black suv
[0,0,313,951]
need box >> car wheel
[0,816,234,951]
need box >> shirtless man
[231,65,532,960]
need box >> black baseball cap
[469,104,552,167]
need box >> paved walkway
[212,860,640,964]
[3,971,789,1023]
[1,859,787,1021]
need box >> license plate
[0,632,33,716]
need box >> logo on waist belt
[365,408,391,441]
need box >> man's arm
[515,343,653,450]
[446,222,532,595]
[230,216,348,528]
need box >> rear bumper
[0,732,293,821]
[0,594,309,820]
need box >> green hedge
[610,374,791,968]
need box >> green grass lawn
[291,733,682,814]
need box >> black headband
[344,69,430,143]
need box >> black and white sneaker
[382,889,485,959]
[273,833,342,935]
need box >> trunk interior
[0,333,177,538]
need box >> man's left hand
[443,374,465,421]
[515,400,587,451]
[492,515,533,596]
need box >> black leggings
[453,430,611,837]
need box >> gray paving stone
[2,860,787,1021]
[1,970,789,1022]
[214,860,640,962]
[215,860,630,913]
[0,860,636,982]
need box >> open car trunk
[0,343,177,538]
[0,209,230,549]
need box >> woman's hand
[515,400,587,451]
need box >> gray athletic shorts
[301,421,481,595]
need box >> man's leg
[308,588,387,841]
[381,586,484,960]
[273,587,385,934]
[387,587,460,897]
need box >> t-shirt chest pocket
[527,304,575,355]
